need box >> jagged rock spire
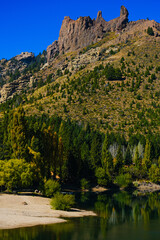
[120,5,129,18]
[97,11,102,20]
[47,6,129,62]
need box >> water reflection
[1,191,160,240]
[0,223,75,240]
[95,191,160,228]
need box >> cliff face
[0,52,35,103]
[47,6,129,62]
[0,76,30,103]
[47,41,59,63]
[0,52,35,80]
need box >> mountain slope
[0,6,160,138]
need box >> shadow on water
[1,191,160,240]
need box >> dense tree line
[0,107,160,191]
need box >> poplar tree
[101,134,113,173]
[134,147,140,168]
[58,121,70,181]
[52,132,58,179]
[2,112,12,159]
[142,139,151,170]
[58,137,63,183]
[43,126,54,179]
[9,107,28,159]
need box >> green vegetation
[0,107,160,192]
[51,193,75,210]
[114,173,132,188]
[95,167,111,186]
[23,50,47,74]
[81,178,90,190]
[149,164,160,183]
[1,25,160,196]
[44,179,60,197]
[0,159,41,191]
[147,27,154,36]
[104,64,122,80]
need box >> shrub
[95,167,111,186]
[51,193,75,210]
[44,179,60,197]
[114,173,132,188]
[151,73,156,80]
[104,64,122,80]
[147,27,154,36]
[81,178,90,190]
[136,94,142,100]
[149,164,160,183]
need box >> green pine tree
[124,145,132,165]
[90,133,102,169]
[101,134,113,173]
[115,146,124,174]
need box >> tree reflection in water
[1,191,160,240]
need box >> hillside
[1,6,160,191]
[0,6,160,138]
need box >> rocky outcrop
[0,52,35,82]
[47,6,129,62]
[134,181,160,193]
[47,41,59,63]
[14,52,35,63]
[0,76,30,103]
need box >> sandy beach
[0,194,96,230]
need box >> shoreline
[133,181,160,193]
[0,194,96,230]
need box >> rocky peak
[120,5,129,18]
[116,6,129,31]
[96,11,102,20]
[47,6,129,62]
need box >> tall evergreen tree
[58,121,71,181]
[52,132,58,179]
[114,146,124,174]
[101,134,113,173]
[58,137,63,183]
[43,126,54,179]
[142,139,151,170]
[124,145,132,165]
[90,132,102,169]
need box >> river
[1,191,160,240]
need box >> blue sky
[0,0,160,60]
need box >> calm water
[1,191,160,240]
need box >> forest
[0,106,160,192]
